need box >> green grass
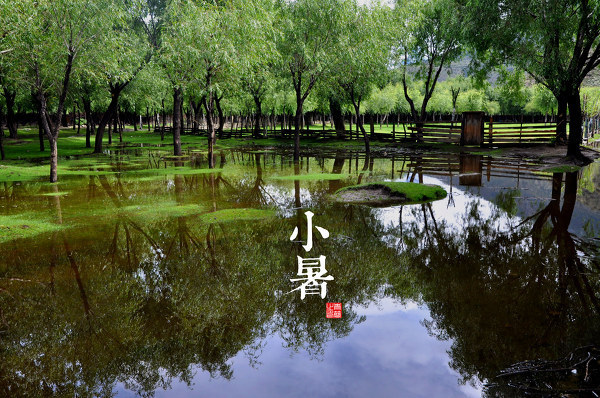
[335,181,447,204]
[0,213,65,243]
[0,163,118,182]
[120,202,207,221]
[0,123,572,184]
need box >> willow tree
[330,0,392,153]
[161,0,233,161]
[11,0,110,182]
[162,0,268,163]
[0,0,20,142]
[462,0,600,161]
[0,0,12,160]
[275,0,347,162]
[394,0,462,124]
[160,0,205,157]
[91,0,155,154]
[0,73,18,139]
[0,0,16,159]
[234,0,276,139]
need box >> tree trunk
[0,117,4,160]
[38,114,45,152]
[253,95,262,138]
[93,85,123,153]
[82,97,94,149]
[180,101,184,135]
[216,95,225,138]
[3,88,17,139]
[76,105,81,135]
[191,100,202,135]
[49,137,58,183]
[161,99,166,140]
[329,98,346,139]
[202,87,215,168]
[146,107,150,131]
[567,90,584,160]
[294,98,302,163]
[108,116,112,145]
[116,109,122,143]
[172,87,183,156]
[556,92,568,144]
[353,102,370,153]
[35,51,74,183]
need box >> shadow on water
[0,147,599,396]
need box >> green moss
[121,202,207,220]
[468,148,504,156]
[541,165,582,173]
[199,208,276,223]
[0,214,65,243]
[40,191,69,197]
[0,163,118,182]
[271,173,349,181]
[335,182,447,204]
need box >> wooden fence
[407,122,462,144]
[154,126,396,140]
[155,115,561,147]
[486,119,558,146]
[406,117,558,147]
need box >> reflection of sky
[115,158,598,398]
[116,300,480,398]
[376,175,517,235]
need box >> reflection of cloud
[376,175,519,235]
[354,297,419,315]
[141,306,480,398]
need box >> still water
[1,147,599,397]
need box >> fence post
[519,114,523,144]
[489,117,493,147]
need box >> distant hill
[435,57,502,84]
[436,56,600,87]
[583,68,600,87]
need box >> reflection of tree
[328,150,346,193]
[397,171,600,394]
[235,153,276,206]
[0,172,415,397]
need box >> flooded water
[1,147,600,397]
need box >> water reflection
[390,169,600,395]
[0,149,599,397]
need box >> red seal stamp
[326,302,342,318]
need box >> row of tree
[0,0,599,181]
[3,71,600,137]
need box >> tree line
[0,0,599,181]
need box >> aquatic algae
[199,208,276,223]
